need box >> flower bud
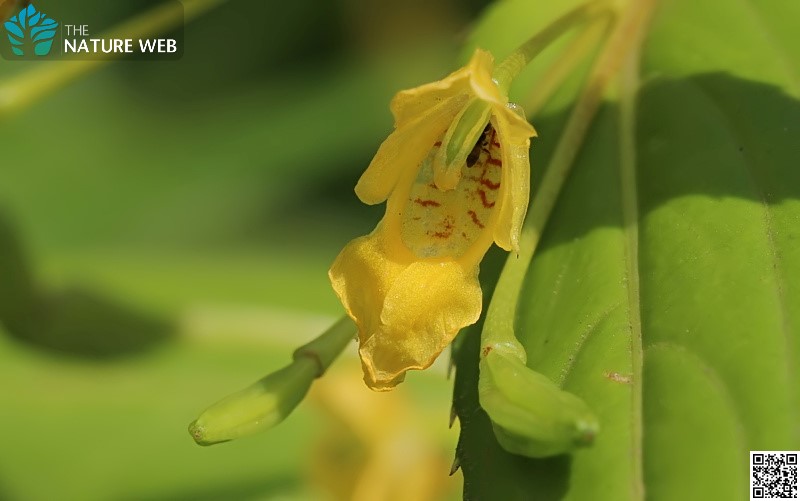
[189,357,318,446]
[479,348,598,457]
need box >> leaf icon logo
[4,4,58,57]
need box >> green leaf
[454,0,800,499]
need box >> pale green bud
[189,357,317,446]
[479,348,598,458]
[188,316,355,446]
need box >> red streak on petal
[414,198,441,207]
[434,141,442,147]
[430,217,454,239]
[480,178,500,190]
[467,210,485,228]
[487,158,502,166]
[477,189,495,208]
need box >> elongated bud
[189,357,317,446]
[478,347,598,458]
[432,99,492,190]
[189,316,355,446]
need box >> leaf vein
[645,341,750,457]
[694,82,798,442]
[558,301,624,387]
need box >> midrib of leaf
[618,47,644,501]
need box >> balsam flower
[329,49,537,391]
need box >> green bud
[189,357,317,446]
[479,348,599,458]
[189,316,356,446]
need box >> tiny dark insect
[466,124,492,167]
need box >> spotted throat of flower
[329,49,537,391]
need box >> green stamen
[433,99,492,190]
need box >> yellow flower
[329,49,537,391]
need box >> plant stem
[293,315,357,376]
[493,0,614,94]
[481,0,658,357]
[522,14,612,117]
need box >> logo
[1,1,184,61]
[4,3,58,57]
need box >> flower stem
[521,14,613,117]
[0,0,225,118]
[293,315,357,376]
[477,0,657,458]
[493,0,614,94]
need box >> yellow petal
[355,48,505,206]
[328,231,482,391]
[490,103,537,251]
[464,49,504,104]
[389,48,495,127]
[329,229,404,336]
[366,260,481,389]
[355,96,466,205]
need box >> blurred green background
[0,0,492,499]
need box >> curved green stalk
[477,0,658,458]
[522,14,613,117]
[493,0,614,94]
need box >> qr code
[751,451,799,500]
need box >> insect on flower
[466,124,492,168]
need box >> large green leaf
[454,0,800,499]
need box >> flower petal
[328,229,482,391]
[364,260,482,390]
[491,103,537,251]
[465,49,504,104]
[355,96,466,205]
[389,49,494,127]
[355,48,505,206]
[329,230,404,337]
